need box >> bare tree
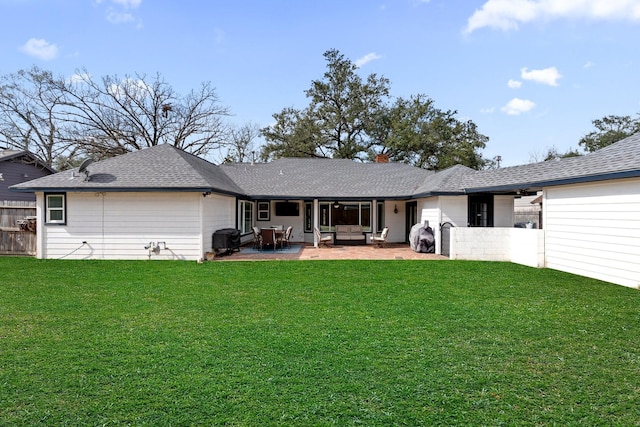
[57,70,231,160]
[0,66,232,169]
[223,122,261,163]
[0,67,79,168]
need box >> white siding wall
[440,196,468,226]
[544,178,640,289]
[384,202,406,243]
[418,197,439,229]
[494,195,515,227]
[202,193,236,253]
[41,192,234,261]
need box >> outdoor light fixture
[394,204,398,214]
[333,201,340,209]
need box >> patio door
[405,201,417,242]
[468,194,494,227]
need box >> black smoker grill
[212,228,241,255]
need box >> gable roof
[10,144,244,195]
[0,149,55,173]
[220,158,433,199]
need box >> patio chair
[252,226,262,249]
[260,228,277,251]
[314,227,333,247]
[371,226,389,248]
[282,226,293,248]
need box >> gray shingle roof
[10,144,244,195]
[220,158,433,199]
[10,133,640,197]
[462,133,640,192]
[412,164,476,196]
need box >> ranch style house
[11,133,640,289]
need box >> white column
[313,199,319,248]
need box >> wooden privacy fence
[0,201,37,255]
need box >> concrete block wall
[450,227,544,267]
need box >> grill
[212,228,241,255]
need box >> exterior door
[468,194,494,227]
[405,201,417,242]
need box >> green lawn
[1,258,639,426]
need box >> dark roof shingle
[220,158,433,199]
[11,144,244,195]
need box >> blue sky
[2,0,640,166]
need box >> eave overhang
[9,186,244,198]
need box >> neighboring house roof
[10,144,244,195]
[463,133,640,193]
[1,149,55,202]
[0,149,55,173]
[219,158,433,199]
[10,133,640,198]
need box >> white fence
[449,227,544,268]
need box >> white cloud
[19,38,59,60]
[96,0,141,8]
[501,98,535,115]
[107,78,151,99]
[521,66,562,86]
[106,11,135,24]
[355,52,382,68]
[69,73,91,85]
[507,79,522,88]
[583,60,595,68]
[465,0,640,33]
[98,0,142,26]
[480,107,496,114]
[111,0,142,7]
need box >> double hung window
[45,193,66,224]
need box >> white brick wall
[450,227,544,267]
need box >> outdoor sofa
[334,225,366,245]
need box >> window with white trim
[45,193,66,224]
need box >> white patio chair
[252,226,262,249]
[371,226,389,248]
[314,227,333,247]
[282,226,293,248]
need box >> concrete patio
[211,243,448,261]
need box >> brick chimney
[375,153,389,163]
